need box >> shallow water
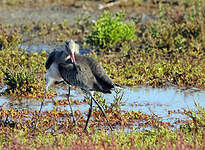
[0,86,205,124]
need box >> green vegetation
[0,27,21,50]
[1,2,204,89]
[3,69,35,95]
[86,11,136,50]
[0,104,205,149]
[0,0,205,149]
[182,102,205,133]
[88,1,205,87]
[0,28,54,97]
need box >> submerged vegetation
[0,0,205,149]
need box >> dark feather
[80,55,114,91]
[45,51,56,69]
[59,54,114,94]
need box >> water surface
[0,86,204,124]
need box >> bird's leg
[66,85,77,125]
[33,89,46,130]
[89,92,113,131]
[84,91,93,131]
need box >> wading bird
[36,40,114,130]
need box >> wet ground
[1,85,205,127]
[1,1,205,130]
[1,43,205,129]
[0,1,143,25]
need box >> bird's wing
[59,55,114,93]
[85,56,114,90]
[45,51,56,69]
[58,61,90,90]
[58,61,75,85]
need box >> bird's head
[65,39,79,64]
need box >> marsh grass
[0,27,22,50]
[0,117,205,149]
[181,102,205,134]
[1,1,205,88]
[87,1,205,88]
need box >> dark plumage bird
[59,52,114,94]
[36,40,114,130]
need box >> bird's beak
[70,52,76,64]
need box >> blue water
[0,86,204,123]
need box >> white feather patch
[46,63,63,89]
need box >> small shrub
[3,69,35,95]
[0,27,22,50]
[110,88,126,111]
[183,102,205,132]
[86,11,136,50]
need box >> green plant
[85,92,107,110]
[86,11,136,50]
[0,27,22,50]
[110,88,126,111]
[183,102,205,133]
[3,69,35,95]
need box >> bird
[34,40,79,130]
[36,40,114,130]
[59,41,115,130]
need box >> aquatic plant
[110,88,126,111]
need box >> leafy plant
[3,69,35,95]
[0,27,22,50]
[110,88,126,111]
[182,102,205,133]
[86,11,136,50]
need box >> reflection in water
[0,86,205,123]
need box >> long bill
[70,52,76,64]
[70,52,78,71]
